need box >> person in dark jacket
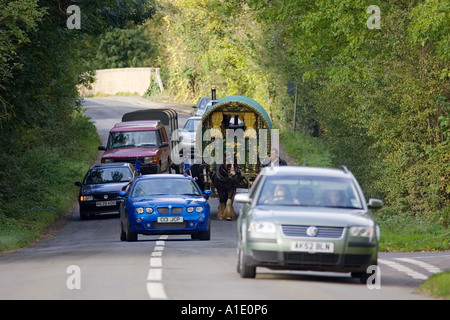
[261,148,287,168]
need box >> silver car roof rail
[338,165,349,174]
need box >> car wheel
[191,233,199,240]
[236,246,241,274]
[197,226,211,241]
[351,271,370,284]
[120,220,126,241]
[79,207,89,220]
[238,245,256,278]
[126,218,138,242]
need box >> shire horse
[211,152,241,220]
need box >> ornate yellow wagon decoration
[194,92,273,194]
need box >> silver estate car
[235,166,383,282]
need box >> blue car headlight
[195,206,203,213]
[136,207,153,214]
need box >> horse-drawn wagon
[186,90,275,220]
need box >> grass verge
[279,128,333,167]
[375,211,449,252]
[0,112,100,253]
[280,129,449,253]
[419,271,450,300]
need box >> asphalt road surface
[0,97,448,301]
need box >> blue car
[119,174,211,241]
[75,163,136,220]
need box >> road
[0,97,448,302]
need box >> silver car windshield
[183,119,200,132]
[131,178,202,198]
[257,176,363,209]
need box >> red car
[99,120,171,174]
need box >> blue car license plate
[157,216,184,223]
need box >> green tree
[94,26,157,69]
[0,0,45,123]
[150,0,449,224]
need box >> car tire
[79,207,89,220]
[125,218,138,242]
[351,271,370,284]
[238,246,256,278]
[120,221,126,241]
[198,227,211,241]
[156,162,162,174]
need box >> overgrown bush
[0,113,100,252]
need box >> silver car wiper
[325,205,361,209]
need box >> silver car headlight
[349,226,374,238]
[248,221,276,234]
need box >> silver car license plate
[290,241,334,253]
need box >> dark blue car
[75,163,136,220]
[119,174,211,241]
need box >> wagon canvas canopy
[195,95,275,189]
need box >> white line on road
[146,235,168,300]
[147,268,163,282]
[394,258,441,274]
[150,257,162,268]
[378,259,428,280]
[146,283,167,300]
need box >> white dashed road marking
[378,258,441,281]
[394,258,442,274]
[146,235,168,299]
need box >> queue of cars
[75,105,383,282]
[75,112,211,241]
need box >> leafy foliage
[0,0,156,250]
[93,26,157,69]
[148,0,449,226]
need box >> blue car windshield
[131,178,202,198]
[257,176,363,209]
[84,168,133,184]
